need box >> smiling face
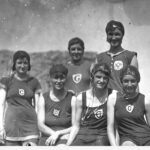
[15,57,29,75]
[107,28,123,48]
[93,71,109,90]
[69,43,84,63]
[122,74,138,96]
[51,73,67,90]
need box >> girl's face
[107,28,123,48]
[93,71,109,90]
[15,57,29,75]
[69,43,84,62]
[122,75,138,96]
[51,73,67,90]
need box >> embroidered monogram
[94,108,103,119]
[114,60,123,70]
[53,108,60,117]
[72,74,82,84]
[19,89,25,96]
[126,104,134,113]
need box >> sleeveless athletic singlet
[96,50,137,93]
[72,89,111,146]
[0,75,41,141]
[39,90,74,145]
[115,93,150,145]
[65,60,92,95]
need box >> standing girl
[0,50,42,146]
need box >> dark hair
[12,50,31,71]
[105,20,125,36]
[91,63,110,78]
[120,65,140,83]
[49,64,68,77]
[68,37,84,51]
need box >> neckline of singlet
[49,90,68,103]
[86,88,108,108]
[13,74,31,82]
[106,49,127,57]
[67,59,84,66]
[123,92,139,101]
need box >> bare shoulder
[76,92,83,106]
[107,90,118,106]
[144,94,150,106]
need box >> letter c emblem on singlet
[72,74,82,84]
[126,104,134,113]
[19,89,25,96]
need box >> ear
[90,73,94,82]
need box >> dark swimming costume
[115,92,150,146]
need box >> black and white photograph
[0,0,149,149]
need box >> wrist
[56,130,60,136]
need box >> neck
[52,88,67,99]
[109,46,123,54]
[71,58,83,65]
[93,87,108,99]
[14,72,28,80]
[124,92,138,99]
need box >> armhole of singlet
[142,94,146,114]
[108,88,112,96]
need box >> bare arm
[35,93,40,113]
[144,95,150,126]
[37,94,55,136]
[130,55,138,69]
[107,90,118,146]
[66,94,82,145]
[0,88,6,142]
[0,89,6,130]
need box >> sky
[0,0,150,95]
[0,0,150,52]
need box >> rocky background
[0,50,96,93]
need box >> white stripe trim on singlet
[5,135,39,141]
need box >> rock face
[0,50,96,93]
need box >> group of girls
[0,20,150,146]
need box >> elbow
[38,121,44,132]
[70,124,79,132]
[107,124,114,138]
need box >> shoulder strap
[108,88,112,96]
[82,92,86,109]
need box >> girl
[38,64,76,146]
[96,20,138,93]
[67,63,114,146]
[0,50,42,146]
[107,65,150,146]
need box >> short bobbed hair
[12,50,31,71]
[91,63,111,78]
[105,20,125,36]
[49,64,68,77]
[68,37,84,51]
[120,65,140,83]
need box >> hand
[0,129,5,144]
[45,131,60,146]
